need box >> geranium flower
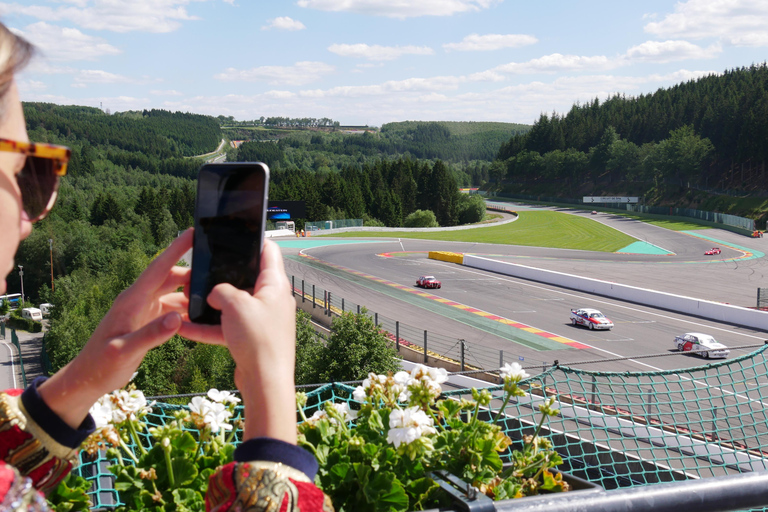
[386,406,436,448]
[500,362,529,383]
[207,389,241,405]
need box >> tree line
[495,64,768,194]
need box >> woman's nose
[19,209,32,240]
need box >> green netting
[76,345,768,508]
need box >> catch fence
[75,345,768,510]
[304,218,363,231]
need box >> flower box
[424,468,601,511]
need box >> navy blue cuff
[21,376,96,449]
[234,437,319,480]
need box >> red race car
[416,276,442,289]
[704,247,721,255]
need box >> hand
[38,229,196,429]
[179,239,298,443]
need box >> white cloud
[213,61,335,86]
[624,40,721,63]
[467,70,505,82]
[443,33,538,52]
[12,22,121,61]
[297,0,501,19]
[494,54,615,74]
[0,0,201,33]
[328,43,433,61]
[150,89,184,96]
[262,16,306,31]
[645,0,768,46]
[17,79,46,92]
[73,69,133,85]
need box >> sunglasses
[0,139,70,222]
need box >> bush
[7,316,42,333]
[317,309,401,382]
[403,209,439,228]
[457,193,486,224]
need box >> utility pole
[17,265,24,307]
[49,239,54,292]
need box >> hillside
[492,64,768,223]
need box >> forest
[493,64,768,209]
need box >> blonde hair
[0,22,33,101]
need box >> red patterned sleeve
[205,438,333,512]
[0,378,95,499]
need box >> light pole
[49,239,54,293]
[17,265,23,307]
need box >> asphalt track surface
[280,202,768,378]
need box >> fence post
[291,275,295,297]
[312,285,315,309]
[375,312,378,327]
[396,321,400,352]
[323,290,327,315]
[424,331,428,363]
[327,292,331,316]
[302,280,305,303]
[499,350,503,369]
[342,298,345,312]
[460,340,465,372]
[357,304,360,315]
[591,376,599,405]
[712,407,719,441]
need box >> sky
[5,0,768,127]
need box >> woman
[0,24,329,511]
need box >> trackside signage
[583,196,639,204]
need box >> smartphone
[188,162,269,324]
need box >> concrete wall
[463,255,768,331]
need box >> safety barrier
[428,251,464,264]
[463,254,768,331]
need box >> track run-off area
[278,202,768,377]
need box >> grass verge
[329,210,636,252]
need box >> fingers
[254,240,290,298]
[133,229,194,295]
[157,266,191,296]
[118,312,182,357]
[177,322,226,345]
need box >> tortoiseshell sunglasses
[0,139,70,222]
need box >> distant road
[0,334,16,390]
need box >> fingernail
[163,313,180,330]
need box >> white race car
[570,308,614,330]
[674,333,730,359]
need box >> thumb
[118,312,182,357]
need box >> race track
[279,202,768,377]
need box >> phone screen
[188,162,269,324]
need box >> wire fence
[287,273,552,373]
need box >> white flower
[89,397,114,429]
[111,389,153,422]
[500,362,529,382]
[307,402,357,425]
[332,402,358,422]
[352,385,367,402]
[427,367,448,385]
[393,371,410,385]
[207,389,242,405]
[206,402,233,433]
[386,406,436,448]
[189,396,214,416]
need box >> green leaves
[46,473,92,512]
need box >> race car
[570,308,614,330]
[416,276,442,289]
[674,333,730,359]
[704,247,721,255]
[591,211,598,215]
